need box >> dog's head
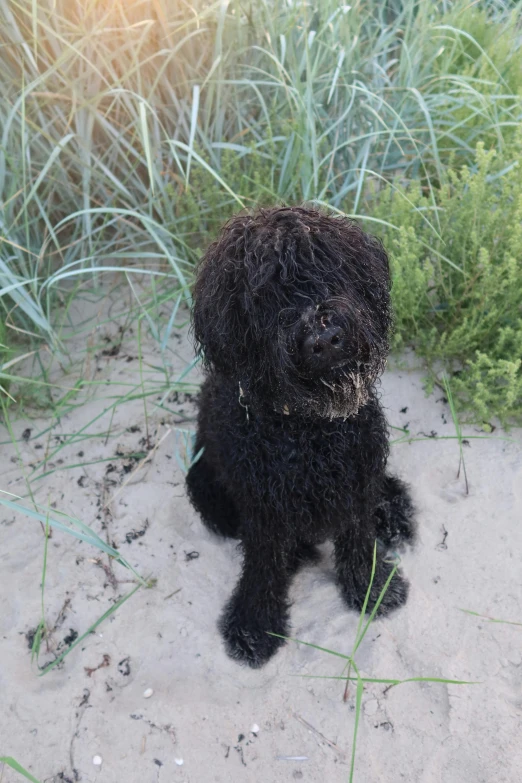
[192,206,391,419]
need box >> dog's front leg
[334,526,409,616]
[219,529,292,668]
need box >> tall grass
[0,0,521,415]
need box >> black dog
[186,206,415,668]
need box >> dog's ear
[355,229,392,339]
[334,219,391,293]
[191,215,255,375]
[363,231,391,293]
[314,216,392,330]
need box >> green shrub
[374,137,522,423]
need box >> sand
[1,292,522,783]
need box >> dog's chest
[202,376,388,530]
[224,409,369,519]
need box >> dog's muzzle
[295,308,352,375]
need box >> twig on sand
[293,713,345,759]
[163,588,182,601]
[101,428,172,510]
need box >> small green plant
[442,373,469,493]
[29,508,50,665]
[373,136,522,423]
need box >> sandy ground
[1,293,522,783]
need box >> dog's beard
[316,370,370,419]
[274,361,383,420]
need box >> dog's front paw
[218,598,288,668]
[367,566,409,616]
[339,559,409,617]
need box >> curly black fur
[186,206,416,668]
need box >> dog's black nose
[301,324,344,363]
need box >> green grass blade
[31,508,50,664]
[39,583,142,675]
[349,677,364,783]
[352,561,399,658]
[460,609,522,627]
[186,84,200,187]
[168,141,245,207]
[0,494,145,583]
[0,757,41,783]
[266,633,351,661]
[293,674,480,686]
[138,100,155,197]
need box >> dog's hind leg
[374,475,416,549]
[186,451,240,538]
